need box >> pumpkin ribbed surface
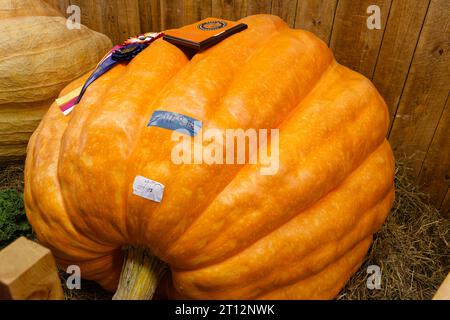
[0,0,61,19]
[25,15,395,299]
[0,0,112,163]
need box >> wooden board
[116,0,142,41]
[0,237,63,300]
[372,0,430,125]
[330,0,391,78]
[69,0,141,44]
[271,0,298,28]
[389,0,450,177]
[68,0,104,36]
[295,0,338,45]
[211,0,248,21]
[160,0,184,29]
[247,0,272,15]
[417,94,450,210]
[98,0,140,43]
[161,0,212,30]
[138,0,161,32]
[184,0,213,23]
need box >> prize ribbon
[59,32,164,115]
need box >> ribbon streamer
[58,32,164,115]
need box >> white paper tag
[133,176,165,203]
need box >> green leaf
[0,189,31,249]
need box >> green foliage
[0,189,31,249]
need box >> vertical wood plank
[116,0,142,40]
[69,0,105,35]
[161,0,211,29]
[372,0,430,124]
[183,0,213,24]
[417,94,450,209]
[69,0,141,44]
[295,0,338,45]
[211,0,248,21]
[247,0,272,15]
[329,0,392,77]
[138,0,162,32]
[89,0,120,42]
[271,0,298,28]
[160,0,184,29]
[202,0,214,19]
[389,0,450,176]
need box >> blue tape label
[148,110,202,137]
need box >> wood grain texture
[389,0,450,177]
[433,272,450,300]
[116,0,141,40]
[0,237,63,300]
[99,0,140,43]
[68,0,104,35]
[161,0,212,29]
[330,0,392,78]
[184,0,212,23]
[211,0,248,21]
[138,0,161,32]
[160,0,184,29]
[247,0,272,15]
[295,0,338,44]
[69,0,141,43]
[271,0,297,28]
[417,94,450,209]
[372,0,430,124]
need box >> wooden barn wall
[44,0,450,214]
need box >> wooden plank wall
[45,0,450,214]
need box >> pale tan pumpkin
[0,0,112,164]
[0,0,61,19]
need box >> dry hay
[0,164,24,192]
[1,161,448,300]
[338,161,450,300]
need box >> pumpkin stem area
[113,246,167,300]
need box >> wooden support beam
[0,237,64,300]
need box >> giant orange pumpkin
[24,15,395,300]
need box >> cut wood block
[433,272,450,300]
[0,237,64,300]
